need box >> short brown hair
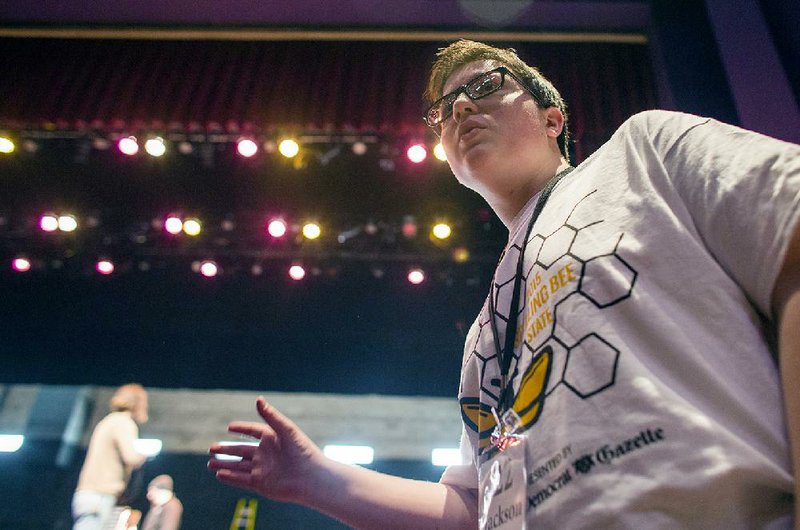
[425,40,570,162]
[109,383,146,412]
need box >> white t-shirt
[441,110,800,528]
[77,411,142,497]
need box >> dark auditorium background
[0,0,798,528]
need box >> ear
[543,107,565,138]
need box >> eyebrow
[442,68,494,96]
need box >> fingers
[227,420,277,441]
[207,457,254,472]
[214,469,255,490]
[256,397,299,438]
[209,442,258,459]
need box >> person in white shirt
[208,40,800,529]
[73,384,148,530]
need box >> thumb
[256,397,298,438]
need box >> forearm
[304,459,477,530]
[778,289,800,529]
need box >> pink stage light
[12,257,31,272]
[39,214,59,232]
[118,136,139,156]
[408,268,425,285]
[267,219,288,238]
[164,216,183,235]
[406,144,427,164]
[199,261,218,277]
[289,265,306,281]
[237,138,258,158]
[401,216,418,239]
[96,260,114,275]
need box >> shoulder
[599,110,715,159]
[617,110,709,136]
[105,412,138,434]
[106,411,135,424]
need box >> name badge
[479,436,527,530]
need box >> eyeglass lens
[427,69,505,127]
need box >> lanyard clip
[490,407,523,452]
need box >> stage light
[352,141,367,155]
[0,136,15,154]
[164,216,183,235]
[431,448,461,466]
[323,445,374,465]
[118,136,139,156]
[96,260,114,275]
[199,260,218,277]
[58,214,78,232]
[92,137,111,151]
[453,246,470,263]
[433,142,447,161]
[278,139,300,158]
[133,438,162,457]
[406,143,427,164]
[432,223,452,240]
[0,434,24,452]
[40,214,59,232]
[302,222,321,240]
[12,257,31,272]
[267,218,288,238]
[408,268,425,285]
[178,141,194,154]
[22,140,39,153]
[183,218,201,236]
[237,138,258,158]
[401,216,418,239]
[144,137,166,157]
[289,264,306,281]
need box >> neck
[490,158,570,228]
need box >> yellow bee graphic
[460,345,553,451]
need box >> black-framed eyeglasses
[423,66,528,130]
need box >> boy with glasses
[210,40,799,528]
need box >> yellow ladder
[229,498,258,530]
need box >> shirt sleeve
[439,427,478,490]
[634,110,800,317]
[113,414,145,468]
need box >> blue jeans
[72,490,116,530]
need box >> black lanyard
[488,166,574,412]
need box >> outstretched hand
[208,397,326,504]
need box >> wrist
[298,456,352,510]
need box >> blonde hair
[425,40,570,162]
[109,383,147,412]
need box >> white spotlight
[144,137,166,157]
[237,138,258,158]
[323,445,374,465]
[0,434,24,452]
[133,438,163,457]
[58,215,78,232]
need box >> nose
[451,91,476,123]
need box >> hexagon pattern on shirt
[460,189,639,452]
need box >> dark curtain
[0,38,657,162]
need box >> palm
[209,397,324,504]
